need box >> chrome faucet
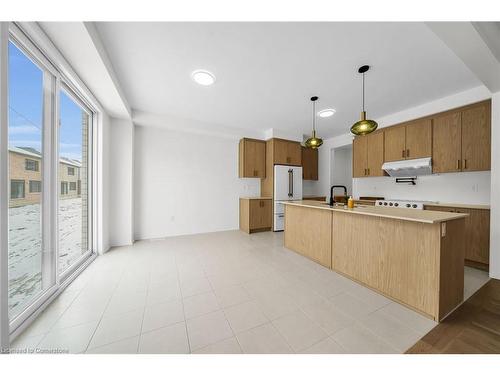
[329,185,348,206]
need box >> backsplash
[353,171,491,205]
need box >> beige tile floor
[11,230,490,354]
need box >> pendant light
[350,65,378,136]
[305,96,323,149]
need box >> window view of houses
[8,146,82,207]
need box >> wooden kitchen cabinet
[239,198,272,234]
[425,205,490,269]
[239,138,266,178]
[432,100,491,173]
[432,111,462,173]
[353,131,384,177]
[383,119,431,162]
[273,138,301,166]
[366,132,385,176]
[301,146,318,180]
[405,119,432,160]
[461,101,491,171]
[384,126,406,162]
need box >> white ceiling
[95,22,481,138]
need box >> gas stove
[374,199,434,210]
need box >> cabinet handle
[406,149,410,158]
[402,150,405,158]
[368,168,370,175]
[456,160,460,170]
[364,168,367,176]
[464,159,467,169]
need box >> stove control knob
[394,203,399,207]
[389,202,393,206]
[384,202,388,206]
[412,204,417,208]
[378,202,383,205]
[406,204,411,208]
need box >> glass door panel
[58,90,91,275]
[7,41,46,319]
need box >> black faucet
[329,185,348,206]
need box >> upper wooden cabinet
[384,119,432,162]
[353,136,367,178]
[405,119,432,160]
[301,146,318,180]
[272,138,301,166]
[353,131,384,177]
[433,100,491,173]
[238,138,266,178]
[384,126,406,162]
[432,111,462,173]
[461,101,491,171]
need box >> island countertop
[282,200,468,224]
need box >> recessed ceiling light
[318,109,336,118]
[191,69,216,86]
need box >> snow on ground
[8,198,86,318]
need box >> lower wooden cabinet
[239,198,272,234]
[425,205,490,268]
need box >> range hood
[382,157,432,177]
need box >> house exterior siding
[8,148,81,208]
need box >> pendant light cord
[362,72,365,112]
[312,99,316,132]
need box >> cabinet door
[405,119,432,160]
[384,126,406,162]
[260,200,272,228]
[273,139,289,165]
[461,102,491,172]
[239,139,266,178]
[301,146,318,180]
[457,208,490,265]
[286,141,302,166]
[432,111,462,173]
[352,136,367,177]
[366,132,385,177]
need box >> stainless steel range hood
[382,157,432,177]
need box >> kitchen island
[283,200,468,321]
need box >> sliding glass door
[58,88,92,276]
[7,40,51,320]
[7,25,95,328]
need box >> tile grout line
[82,270,124,353]
[175,250,193,354]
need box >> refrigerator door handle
[288,169,293,197]
[291,169,294,197]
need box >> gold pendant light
[350,65,378,136]
[305,96,323,149]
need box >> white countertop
[282,200,468,224]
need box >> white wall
[354,171,491,204]
[98,112,111,253]
[490,91,500,279]
[133,125,260,240]
[108,118,134,247]
[331,146,353,195]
